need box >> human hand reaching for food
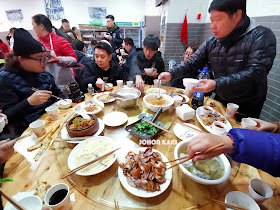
[96,78,105,91]
[0,139,16,164]
[28,90,52,106]
[251,118,278,133]
[158,72,172,83]
[187,133,233,161]
[135,75,145,93]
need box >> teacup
[248,179,273,204]
[173,95,183,108]
[45,106,59,120]
[29,120,46,138]
[144,68,153,74]
[127,81,134,88]
[226,103,239,118]
[241,118,257,130]
[212,121,227,134]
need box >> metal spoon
[155,79,162,100]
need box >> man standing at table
[159,0,276,118]
[102,15,123,53]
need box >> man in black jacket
[56,19,77,44]
[102,15,122,53]
[121,37,137,81]
[81,42,124,92]
[159,0,276,118]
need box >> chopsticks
[54,136,92,142]
[204,197,248,210]
[114,199,120,210]
[13,132,33,141]
[32,87,66,101]
[142,118,171,134]
[166,143,224,170]
[174,121,205,133]
[0,188,26,210]
[61,147,121,179]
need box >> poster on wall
[44,0,65,20]
[88,7,107,20]
[6,9,23,22]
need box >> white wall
[165,0,210,24]
[0,0,160,32]
[205,0,280,23]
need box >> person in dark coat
[159,0,276,118]
[81,41,124,92]
[56,19,77,44]
[0,28,63,136]
[102,15,123,53]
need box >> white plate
[103,112,128,127]
[173,123,200,142]
[73,100,104,115]
[68,136,117,176]
[196,106,232,135]
[118,148,172,198]
[61,118,105,143]
[93,92,115,103]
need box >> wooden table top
[2,85,280,210]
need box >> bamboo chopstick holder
[0,188,26,210]
[32,87,66,101]
[203,197,248,210]
[142,118,171,134]
[166,143,224,169]
[61,147,121,179]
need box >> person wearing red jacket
[32,14,78,96]
[0,39,9,59]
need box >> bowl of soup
[143,94,174,112]
[174,140,231,185]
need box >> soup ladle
[155,79,162,100]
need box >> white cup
[241,118,257,130]
[117,80,123,89]
[173,95,183,108]
[120,49,125,54]
[153,79,159,88]
[225,191,260,210]
[144,68,153,74]
[127,81,134,88]
[45,106,59,120]
[226,103,239,118]
[248,179,273,204]
[29,120,46,138]
[183,78,200,98]
[44,183,72,210]
[11,195,43,210]
[0,117,5,133]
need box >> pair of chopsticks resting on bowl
[61,147,121,179]
[0,188,26,210]
[204,197,248,210]
[32,87,66,101]
[165,143,224,170]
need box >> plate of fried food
[74,100,104,115]
[196,106,232,135]
[93,92,115,103]
[68,136,117,176]
[118,147,172,198]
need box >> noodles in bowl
[143,94,174,112]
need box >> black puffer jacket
[169,17,276,117]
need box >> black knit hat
[13,28,46,56]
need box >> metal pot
[113,88,141,109]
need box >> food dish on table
[143,94,174,112]
[69,117,95,130]
[74,100,104,115]
[119,148,172,196]
[196,106,232,135]
[173,88,185,94]
[146,88,167,95]
[93,92,115,103]
[68,137,116,176]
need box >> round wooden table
[2,85,280,209]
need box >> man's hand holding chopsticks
[28,90,52,106]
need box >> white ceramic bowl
[143,94,174,112]
[174,140,231,185]
[144,68,153,73]
[225,191,260,210]
[183,78,200,89]
[146,88,167,95]
[105,83,113,91]
[212,121,227,134]
[10,195,42,210]
[201,106,214,115]
[57,99,72,109]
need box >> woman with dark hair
[32,14,78,96]
[0,28,63,136]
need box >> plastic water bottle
[87,83,95,95]
[87,45,93,55]
[191,67,210,109]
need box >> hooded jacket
[104,25,123,52]
[169,16,276,117]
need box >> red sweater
[0,42,10,53]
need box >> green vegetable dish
[134,121,158,135]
